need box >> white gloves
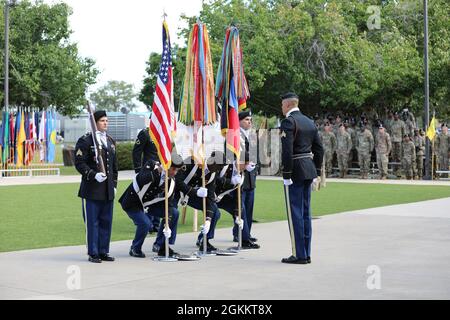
[163,227,172,239]
[235,217,244,230]
[312,177,321,191]
[201,220,211,235]
[231,174,242,186]
[197,187,208,198]
[114,188,117,196]
[245,163,256,172]
[95,172,107,183]
[283,179,293,186]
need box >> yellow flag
[17,111,26,167]
[426,117,437,141]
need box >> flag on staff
[215,26,250,158]
[16,110,26,167]
[178,21,218,163]
[39,111,46,162]
[8,112,15,163]
[149,20,177,170]
[0,111,8,164]
[47,110,56,163]
[426,116,437,142]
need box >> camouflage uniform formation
[319,129,336,176]
[375,128,392,179]
[336,127,352,178]
[346,124,357,169]
[413,132,425,179]
[401,136,416,180]
[390,117,407,176]
[356,126,374,179]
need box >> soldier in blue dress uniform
[279,93,324,264]
[118,156,183,258]
[75,110,118,263]
[132,126,161,233]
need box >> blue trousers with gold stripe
[284,180,313,260]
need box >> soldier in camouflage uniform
[401,134,416,180]
[435,124,450,175]
[356,121,374,179]
[375,124,392,180]
[402,112,415,138]
[345,120,357,171]
[319,123,336,177]
[413,129,425,179]
[336,124,352,178]
[390,112,407,176]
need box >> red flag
[149,21,176,170]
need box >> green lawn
[1,181,449,252]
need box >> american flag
[149,21,176,170]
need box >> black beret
[280,92,298,100]
[94,110,107,122]
[239,111,252,121]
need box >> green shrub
[116,142,134,170]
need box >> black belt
[293,153,313,160]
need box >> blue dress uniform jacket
[75,133,118,201]
[118,160,176,212]
[132,128,159,173]
[175,163,217,219]
[280,111,324,182]
[240,131,257,190]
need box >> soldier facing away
[356,121,374,179]
[375,124,392,180]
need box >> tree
[160,0,450,121]
[90,80,137,112]
[0,0,99,116]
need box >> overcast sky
[46,0,203,110]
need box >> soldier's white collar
[286,108,300,118]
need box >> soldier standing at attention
[435,124,450,176]
[336,124,352,178]
[413,129,425,179]
[375,124,392,180]
[75,110,118,263]
[390,112,407,177]
[280,93,324,264]
[356,121,374,179]
[132,125,161,234]
[319,122,336,177]
[401,134,416,180]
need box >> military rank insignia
[135,139,141,145]
[76,149,83,157]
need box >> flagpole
[237,162,242,250]
[164,168,170,259]
[423,0,431,180]
[202,129,208,255]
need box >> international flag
[149,20,177,170]
[47,110,56,163]
[39,111,47,162]
[16,110,26,166]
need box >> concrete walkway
[1,197,449,300]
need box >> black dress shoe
[249,237,258,242]
[157,246,179,257]
[281,256,308,264]
[307,257,311,264]
[88,255,102,263]
[241,241,260,249]
[129,248,146,258]
[152,243,160,253]
[252,219,259,223]
[99,254,115,262]
[196,239,217,252]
